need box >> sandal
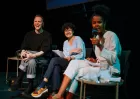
[31,87,48,98]
[48,94,64,99]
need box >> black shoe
[21,88,34,96]
[9,70,24,91]
[8,80,21,91]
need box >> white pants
[64,60,101,93]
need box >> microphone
[91,29,98,51]
[92,29,98,37]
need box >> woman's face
[33,16,43,31]
[92,15,105,34]
[64,28,74,39]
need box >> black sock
[24,78,34,94]
[28,79,33,88]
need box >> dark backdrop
[1,0,134,70]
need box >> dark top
[21,30,52,58]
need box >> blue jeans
[43,57,70,91]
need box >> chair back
[120,50,131,80]
[51,45,57,50]
[86,48,93,58]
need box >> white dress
[64,31,122,93]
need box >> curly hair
[91,4,111,23]
[62,22,76,32]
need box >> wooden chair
[77,50,131,99]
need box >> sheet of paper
[85,59,101,67]
[52,50,65,58]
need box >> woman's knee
[67,60,79,70]
[50,57,61,64]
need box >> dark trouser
[43,57,69,91]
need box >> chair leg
[6,58,9,84]
[80,80,83,99]
[83,84,86,99]
[116,83,119,99]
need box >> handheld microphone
[92,29,98,51]
[92,29,98,37]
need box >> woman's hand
[90,37,104,50]
[69,48,81,54]
[64,57,72,61]
[86,57,97,63]
[90,38,100,45]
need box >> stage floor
[0,72,129,99]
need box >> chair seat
[78,78,122,99]
[77,78,124,86]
